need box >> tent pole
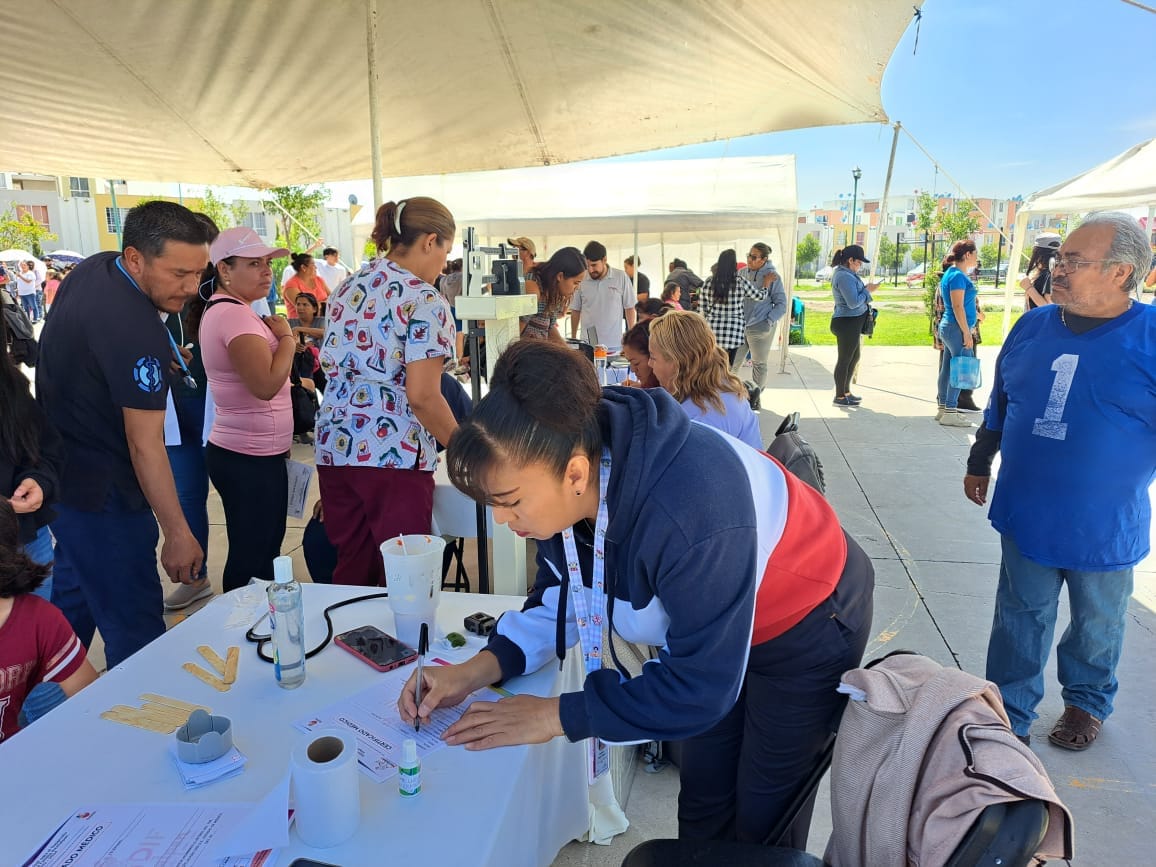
[366,0,384,212]
[1003,210,1030,338]
[869,122,901,283]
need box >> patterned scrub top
[315,259,455,471]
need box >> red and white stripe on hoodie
[714,431,846,645]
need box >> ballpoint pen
[414,622,429,733]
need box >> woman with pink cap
[199,227,294,591]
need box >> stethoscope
[245,591,391,663]
[115,257,198,390]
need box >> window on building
[69,177,91,198]
[240,211,268,235]
[15,204,51,231]
[105,206,130,234]
[856,231,865,245]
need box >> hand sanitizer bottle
[268,556,306,688]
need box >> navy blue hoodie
[486,386,814,744]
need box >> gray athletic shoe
[939,411,973,427]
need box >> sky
[321,0,1155,213]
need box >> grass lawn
[798,308,1023,347]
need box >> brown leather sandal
[1048,705,1102,751]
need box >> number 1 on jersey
[1032,353,1079,441]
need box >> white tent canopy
[0,0,916,186]
[1019,138,1156,215]
[352,155,800,364]
[1002,138,1156,331]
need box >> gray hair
[1080,211,1150,295]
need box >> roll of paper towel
[292,730,361,848]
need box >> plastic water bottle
[268,556,306,688]
[594,344,608,386]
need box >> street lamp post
[850,167,862,248]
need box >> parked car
[905,265,926,286]
[815,265,834,281]
[975,264,1010,281]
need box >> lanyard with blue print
[560,446,612,783]
[115,257,197,390]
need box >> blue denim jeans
[985,534,1133,736]
[51,493,165,669]
[936,322,967,409]
[20,525,67,723]
[166,392,209,581]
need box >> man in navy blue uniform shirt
[37,201,212,668]
[964,211,1156,751]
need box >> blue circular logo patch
[133,356,164,393]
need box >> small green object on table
[446,632,467,648]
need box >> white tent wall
[1000,137,1156,335]
[350,155,798,350]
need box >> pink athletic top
[200,294,292,455]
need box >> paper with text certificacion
[293,660,499,783]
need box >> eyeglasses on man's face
[747,253,764,261]
[1050,255,1112,273]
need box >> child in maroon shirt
[0,500,97,740]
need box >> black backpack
[765,412,826,495]
[2,299,39,367]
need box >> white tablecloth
[0,586,588,867]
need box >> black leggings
[677,533,875,846]
[206,443,288,592]
[830,313,867,396]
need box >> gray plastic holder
[175,709,233,763]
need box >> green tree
[199,187,232,231]
[795,234,821,274]
[0,207,58,254]
[935,199,980,242]
[264,185,328,252]
[914,192,938,239]
[876,235,897,275]
[229,199,252,230]
[908,245,927,266]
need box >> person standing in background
[732,242,788,391]
[15,262,39,323]
[507,237,537,277]
[701,249,766,366]
[161,213,220,612]
[199,228,294,593]
[315,247,349,296]
[1021,233,1061,310]
[570,241,636,352]
[828,244,876,408]
[936,240,980,427]
[624,255,650,303]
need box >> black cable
[246,591,391,663]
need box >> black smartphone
[334,625,418,672]
[288,860,342,867]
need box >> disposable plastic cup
[381,534,446,649]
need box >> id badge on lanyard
[561,447,613,784]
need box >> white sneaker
[939,411,973,427]
[164,579,214,611]
[935,405,945,421]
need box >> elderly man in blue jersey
[963,211,1156,752]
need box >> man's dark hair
[671,258,688,269]
[122,200,213,258]
[583,241,607,261]
[624,255,640,267]
[323,247,338,257]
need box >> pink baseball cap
[210,227,290,265]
